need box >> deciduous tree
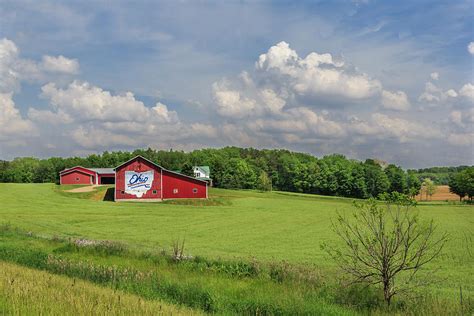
[421,178,436,200]
[323,193,448,306]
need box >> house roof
[194,166,210,175]
[114,155,208,183]
[89,168,115,174]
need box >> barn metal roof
[89,168,115,174]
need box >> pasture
[0,183,472,314]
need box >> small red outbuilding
[114,156,208,202]
[59,167,115,185]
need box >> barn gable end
[114,155,208,202]
[114,156,163,202]
[60,166,96,185]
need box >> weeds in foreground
[0,226,471,315]
[0,261,199,315]
[171,237,188,262]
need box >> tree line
[448,167,474,201]
[407,166,471,185]
[0,147,471,200]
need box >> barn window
[76,177,79,181]
[121,190,125,195]
[193,188,198,193]
[173,188,178,194]
[152,190,157,194]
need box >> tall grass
[0,261,200,315]
[1,227,471,315]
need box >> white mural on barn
[125,170,154,198]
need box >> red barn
[59,167,115,185]
[114,156,208,202]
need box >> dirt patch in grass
[65,185,98,193]
[416,185,462,201]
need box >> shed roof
[89,168,115,174]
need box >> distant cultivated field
[416,185,461,201]
[0,184,472,314]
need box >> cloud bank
[0,37,472,167]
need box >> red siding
[114,156,208,201]
[162,170,207,199]
[115,157,162,201]
[61,170,93,185]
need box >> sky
[0,0,473,168]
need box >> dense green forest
[0,147,470,199]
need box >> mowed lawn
[0,183,472,297]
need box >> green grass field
[0,261,200,315]
[0,183,472,314]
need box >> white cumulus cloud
[0,92,36,141]
[459,83,474,102]
[418,81,458,105]
[255,41,381,100]
[212,81,257,118]
[351,113,442,143]
[0,38,79,93]
[0,38,21,93]
[468,42,474,55]
[40,81,178,123]
[41,55,79,74]
[381,90,410,111]
[26,80,219,152]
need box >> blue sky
[0,0,473,168]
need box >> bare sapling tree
[322,193,448,306]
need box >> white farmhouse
[193,166,212,185]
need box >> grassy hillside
[0,184,472,314]
[0,261,199,315]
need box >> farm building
[59,167,115,185]
[193,165,212,186]
[114,156,208,202]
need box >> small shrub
[0,222,12,233]
[0,247,48,269]
[269,261,290,283]
[229,299,285,315]
[334,283,383,310]
[153,281,214,312]
[187,257,261,278]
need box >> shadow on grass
[103,187,115,202]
